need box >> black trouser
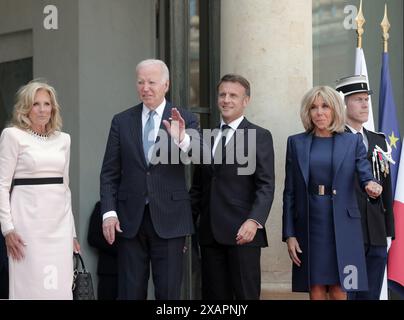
[201,242,261,300]
[0,264,8,299]
[97,274,118,300]
[348,245,387,300]
[117,205,185,300]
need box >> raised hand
[162,108,185,143]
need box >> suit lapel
[160,101,172,132]
[212,118,250,168]
[210,124,221,172]
[363,128,374,159]
[129,105,148,168]
[223,118,249,162]
[296,133,312,187]
[149,102,171,167]
[332,133,350,184]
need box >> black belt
[309,184,332,196]
[13,177,63,185]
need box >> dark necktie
[357,132,367,151]
[219,124,231,158]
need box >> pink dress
[0,127,76,299]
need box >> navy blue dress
[309,136,339,286]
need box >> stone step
[260,283,309,300]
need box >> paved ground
[260,289,309,300]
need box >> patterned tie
[143,110,156,165]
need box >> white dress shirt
[346,124,369,151]
[212,116,245,155]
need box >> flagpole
[380,5,404,298]
[380,3,392,300]
[355,0,375,131]
[356,0,365,49]
[381,4,390,53]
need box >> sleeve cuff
[1,223,15,237]
[174,134,191,152]
[103,211,118,221]
[248,219,263,229]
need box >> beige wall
[221,0,313,291]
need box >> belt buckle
[318,185,325,196]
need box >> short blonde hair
[300,86,345,134]
[11,80,62,134]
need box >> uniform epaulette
[367,129,386,138]
[375,131,386,138]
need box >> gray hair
[136,59,170,82]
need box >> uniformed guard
[336,74,395,300]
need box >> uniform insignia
[372,145,394,180]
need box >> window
[0,58,33,131]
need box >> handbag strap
[73,253,87,272]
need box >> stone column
[221,0,313,293]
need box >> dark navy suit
[100,101,198,299]
[283,132,373,292]
[191,118,275,299]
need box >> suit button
[147,172,151,176]
[333,189,337,195]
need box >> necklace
[27,128,49,140]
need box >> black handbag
[72,253,95,300]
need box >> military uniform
[337,74,395,300]
[346,127,395,246]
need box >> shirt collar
[346,124,364,136]
[142,98,166,118]
[220,115,245,130]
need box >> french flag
[388,140,404,297]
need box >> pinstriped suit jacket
[100,102,198,239]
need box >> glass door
[157,0,221,299]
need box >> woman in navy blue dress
[282,86,383,300]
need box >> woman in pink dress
[0,80,80,299]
